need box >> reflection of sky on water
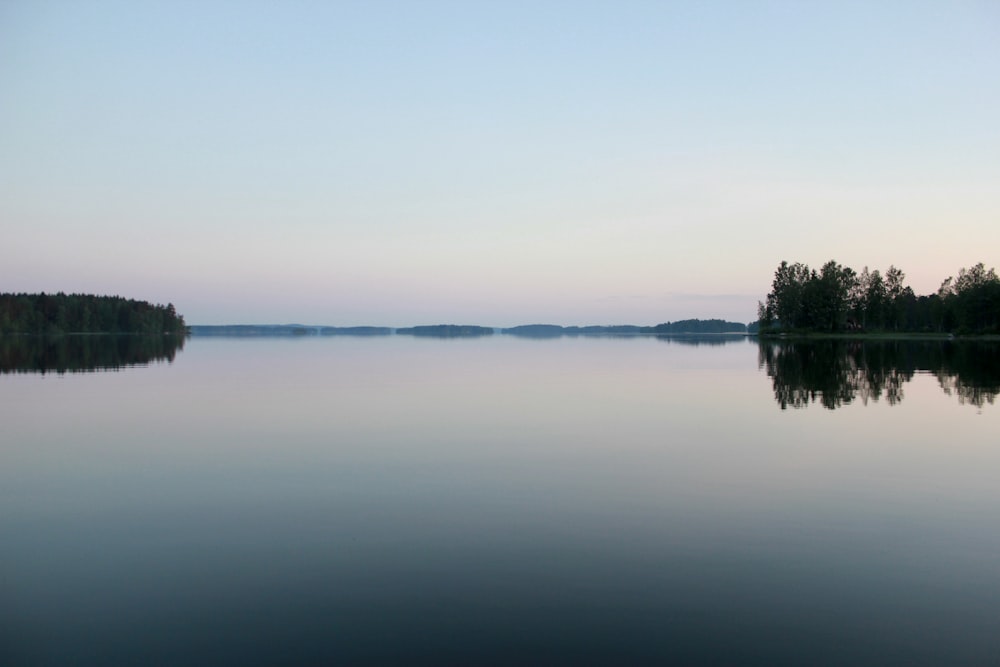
[2,337,999,665]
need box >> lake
[2,334,999,666]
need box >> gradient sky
[2,1,998,326]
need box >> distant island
[757,260,1000,335]
[503,320,747,338]
[1,293,187,335]
[188,320,749,338]
[188,325,392,336]
[0,293,754,339]
[396,325,495,337]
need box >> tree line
[758,261,1000,334]
[502,320,747,337]
[643,319,747,334]
[0,293,188,335]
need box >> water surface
[2,335,998,665]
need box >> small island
[187,325,392,336]
[502,320,747,337]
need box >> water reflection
[4,335,1000,665]
[653,334,747,346]
[0,335,186,374]
[758,339,1000,409]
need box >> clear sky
[2,1,998,326]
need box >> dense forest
[757,261,1000,334]
[0,293,188,335]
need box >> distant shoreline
[187,321,751,338]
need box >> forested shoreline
[0,293,188,335]
[758,261,1000,335]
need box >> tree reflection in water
[652,334,748,346]
[758,339,1000,409]
[0,335,186,374]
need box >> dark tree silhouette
[759,261,999,334]
[0,293,188,335]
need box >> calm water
[2,335,999,666]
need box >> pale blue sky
[2,1,998,325]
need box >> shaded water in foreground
[2,335,999,665]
